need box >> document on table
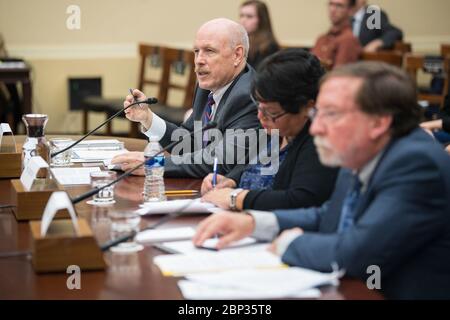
[177,266,340,299]
[184,267,339,295]
[137,198,219,216]
[72,149,128,164]
[155,237,264,254]
[178,280,322,300]
[135,227,196,244]
[73,139,124,150]
[50,167,101,185]
[153,250,284,276]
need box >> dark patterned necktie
[202,93,215,126]
[337,174,363,233]
[202,93,215,147]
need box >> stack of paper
[135,227,196,244]
[70,139,127,164]
[72,149,128,164]
[73,139,124,150]
[137,198,219,216]
[153,250,284,276]
[178,268,339,299]
[155,237,263,254]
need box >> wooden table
[0,136,383,300]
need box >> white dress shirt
[143,82,233,141]
[352,7,365,38]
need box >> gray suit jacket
[160,64,260,178]
[274,129,450,299]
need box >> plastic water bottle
[143,136,166,202]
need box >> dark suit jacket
[356,7,403,49]
[161,64,260,178]
[273,128,450,299]
[226,121,338,211]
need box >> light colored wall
[1,0,449,133]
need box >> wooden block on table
[0,152,22,178]
[10,179,68,221]
[30,218,106,273]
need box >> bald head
[197,18,249,59]
[193,18,249,92]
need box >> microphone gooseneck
[100,197,198,252]
[50,98,158,158]
[70,121,218,205]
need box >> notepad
[137,198,218,216]
[153,250,284,276]
[155,237,263,254]
[50,167,101,185]
[135,227,196,244]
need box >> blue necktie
[202,93,215,147]
[337,174,363,233]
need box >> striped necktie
[202,93,215,126]
[202,93,215,147]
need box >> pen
[165,190,199,195]
[129,88,143,109]
[212,156,218,187]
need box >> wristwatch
[230,188,244,211]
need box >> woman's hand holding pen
[124,88,153,130]
[201,173,236,195]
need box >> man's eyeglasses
[308,107,358,123]
[250,94,288,122]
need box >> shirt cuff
[275,232,301,257]
[143,113,166,141]
[246,210,279,242]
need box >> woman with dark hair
[239,0,279,69]
[201,49,338,211]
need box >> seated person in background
[351,0,403,52]
[0,33,22,133]
[194,62,450,299]
[421,90,450,145]
[311,0,361,69]
[239,0,279,69]
[201,49,338,211]
[111,18,260,178]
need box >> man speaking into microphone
[112,18,260,178]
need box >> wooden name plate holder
[0,152,22,178]
[30,218,105,273]
[0,124,21,178]
[10,178,67,221]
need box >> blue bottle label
[145,155,164,167]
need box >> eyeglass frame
[250,94,289,123]
[307,107,360,124]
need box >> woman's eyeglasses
[250,94,288,122]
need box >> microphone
[70,121,218,205]
[51,97,158,158]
